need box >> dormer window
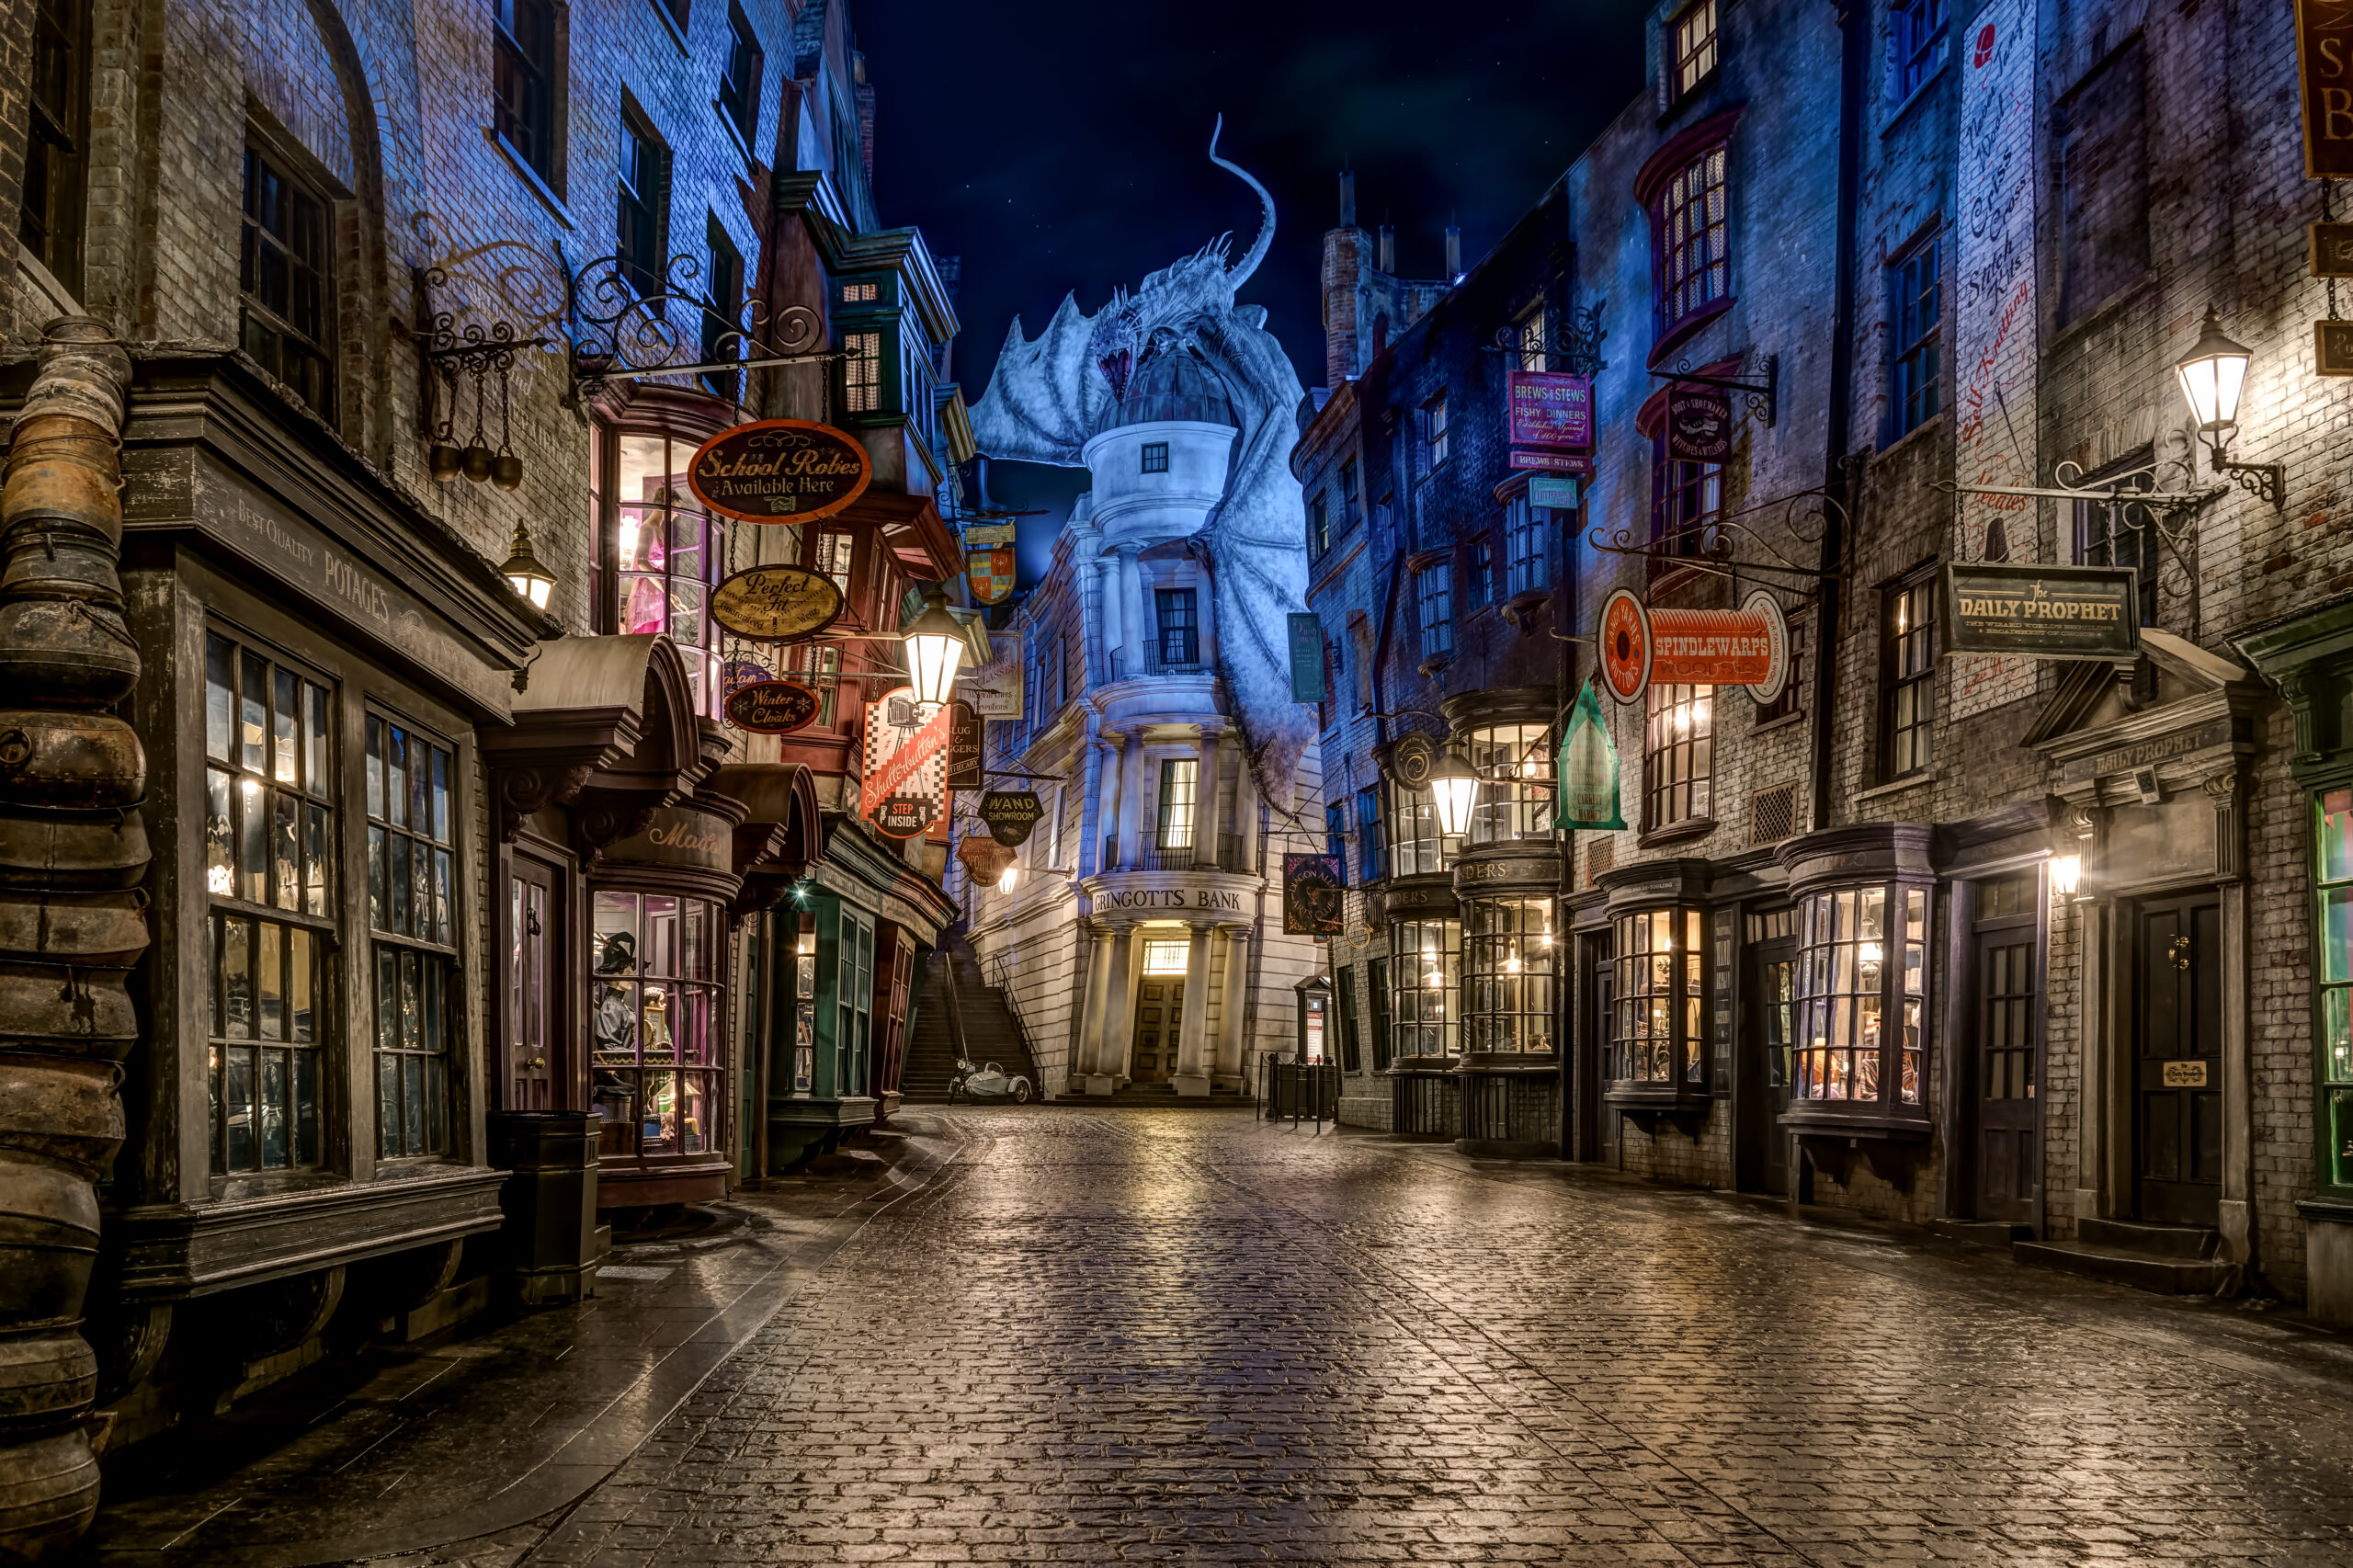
[1668,0,1718,104]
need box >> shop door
[1590,944,1617,1167]
[1971,874,2040,1225]
[872,931,912,1099]
[2134,894,2223,1226]
[1131,981,1180,1083]
[505,855,560,1110]
[1736,914,1796,1195]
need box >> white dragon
[970,118,1314,799]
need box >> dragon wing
[970,292,1111,468]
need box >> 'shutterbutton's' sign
[1938,563,2142,661]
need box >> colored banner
[2299,0,2353,177]
[1288,612,1324,703]
[1938,563,2142,660]
[1555,680,1627,832]
[1951,0,2039,716]
[1507,371,1593,449]
[1282,853,1347,937]
[959,629,1023,719]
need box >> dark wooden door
[1591,947,1617,1167]
[1131,980,1179,1083]
[505,854,559,1110]
[2134,894,2223,1226]
[1737,919,1796,1195]
[1971,873,2040,1224]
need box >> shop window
[1142,441,1169,474]
[2320,791,2353,1183]
[1506,494,1548,595]
[1650,436,1722,566]
[1154,587,1199,665]
[1422,392,1449,469]
[1368,956,1394,1070]
[843,330,883,413]
[588,892,724,1155]
[1667,0,1718,103]
[1469,723,1555,846]
[23,0,87,296]
[1882,574,1934,778]
[790,912,817,1093]
[1310,490,1330,557]
[1389,918,1461,1060]
[1416,563,1453,658]
[1889,233,1940,439]
[1793,884,1927,1106]
[1612,907,1704,1085]
[701,215,745,400]
[1156,758,1198,850]
[615,110,667,298]
[1338,970,1364,1073]
[1515,301,1549,371]
[1356,788,1384,883]
[1340,459,1361,525]
[613,432,724,713]
[1325,801,1347,862]
[1643,682,1714,829]
[2056,38,2149,329]
[494,0,561,186]
[1466,899,1555,1053]
[1754,607,1807,724]
[366,714,456,1158]
[836,908,872,1096]
[204,633,333,1176]
[717,0,764,147]
[240,143,335,417]
[1388,784,1454,877]
[1142,938,1189,976]
[1653,143,1729,337]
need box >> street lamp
[1427,744,1479,838]
[997,865,1018,894]
[2052,853,2088,903]
[501,519,556,610]
[2174,305,2284,506]
[901,590,966,709]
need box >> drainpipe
[1808,0,1867,835]
[0,320,142,1559]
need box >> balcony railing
[1140,637,1207,676]
[1099,833,1246,873]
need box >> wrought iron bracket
[1649,347,1777,427]
[1487,298,1608,376]
[2204,440,2287,508]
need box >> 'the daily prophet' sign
[1938,564,2141,661]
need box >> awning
[482,635,702,843]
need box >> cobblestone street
[489,1108,2353,1566]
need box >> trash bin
[488,1110,608,1305]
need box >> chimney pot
[1444,224,1462,278]
[1339,171,1356,228]
[1378,224,1395,273]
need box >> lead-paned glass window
[1465,898,1554,1053]
[1156,758,1198,850]
[843,330,883,413]
[1669,0,1718,101]
[2318,791,2353,1184]
[1891,235,1940,438]
[591,891,725,1157]
[1793,884,1927,1106]
[1416,563,1453,658]
[837,908,872,1097]
[1883,576,1934,778]
[1423,392,1449,468]
[1506,494,1548,596]
[1654,143,1729,335]
[1613,908,1703,1085]
[1368,956,1393,1070]
[614,433,724,713]
[240,144,334,416]
[1389,918,1461,1060]
[1141,441,1169,474]
[204,634,333,1176]
[1387,783,1455,877]
[1469,723,1555,846]
[367,713,457,1158]
[1643,682,1713,828]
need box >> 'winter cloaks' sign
[1555,681,1627,832]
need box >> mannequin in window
[591,930,639,1127]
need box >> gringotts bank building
[959,133,1329,1098]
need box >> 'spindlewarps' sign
[1938,563,2141,661]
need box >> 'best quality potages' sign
[1938,563,2142,660]
[688,419,873,522]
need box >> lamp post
[2174,305,2284,506]
[501,519,556,610]
[901,590,966,709]
[1427,744,1480,838]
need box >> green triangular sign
[1555,679,1627,831]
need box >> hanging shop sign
[723,679,822,734]
[1555,679,1627,831]
[964,520,1019,605]
[2320,320,2353,377]
[1508,449,1594,474]
[944,699,983,790]
[1282,853,1347,937]
[1506,370,1594,451]
[1528,475,1582,509]
[1938,562,2141,660]
[958,629,1023,719]
[1288,612,1324,703]
[1666,384,1734,461]
[2313,222,2353,276]
[978,790,1042,847]
[688,418,872,523]
[861,686,952,835]
[2298,0,2353,178]
[958,835,1017,883]
[1384,732,1436,790]
[721,658,773,699]
[1597,587,1790,704]
[710,564,845,642]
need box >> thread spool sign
[1597,588,1789,706]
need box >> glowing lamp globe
[902,590,966,708]
[2174,306,2251,435]
[501,521,556,611]
[1427,748,1480,838]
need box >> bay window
[1469,723,1554,846]
[1612,907,1704,1086]
[1465,899,1555,1053]
[611,430,725,713]
[367,713,457,1158]
[1388,784,1455,877]
[1653,142,1729,336]
[590,892,725,1160]
[1792,883,1928,1107]
[1389,918,1461,1060]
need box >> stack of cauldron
[0,319,144,1560]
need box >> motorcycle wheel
[1011,1080,1033,1104]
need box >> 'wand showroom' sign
[1938,563,2141,660]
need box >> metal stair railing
[979,948,1041,1081]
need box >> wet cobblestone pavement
[501,1108,2353,1566]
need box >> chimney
[1338,170,1356,228]
[1378,224,1395,273]
[1444,223,1462,278]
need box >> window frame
[1464,898,1557,1054]
[239,140,336,419]
[1415,562,1454,659]
[1387,784,1455,878]
[1388,918,1461,1061]
[494,0,563,188]
[2315,790,2353,1191]
[1651,142,1730,339]
[588,887,729,1165]
[603,423,729,715]
[1339,459,1361,527]
[1505,493,1548,597]
[1649,434,1722,571]
[1422,392,1449,470]
[615,108,669,299]
[1881,573,1936,780]
[1610,906,1706,1086]
[1753,606,1808,726]
[1310,488,1331,557]
[1891,0,1949,105]
[1790,881,1930,1111]
[717,1,765,148]
[1154,586,1199,667]
[1666,0,1720,104]
[1469,722,1556,846]
[1890,232,1941,440]
[1355,787,1385,885]
[699,214,745,400]
[22,0,89,296]
[1156,757,1199,851]
[364,708,460,1162]
[1643,682,1715,831]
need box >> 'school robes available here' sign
[1283,854,1347,937]
[688,419,872,522]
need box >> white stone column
[1215,924,1252,1085]
[1091,924,1139,1094]
[1173,921,1217,1096]
[1074,923,1115,1082]
[1193,726,1222,868]
[1097,729,1126,872]
[1121,549,1150,666]
[1097,557,1124,677]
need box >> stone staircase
[2012,1217,2241,1296]
[901,936,1040,1104]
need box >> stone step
[1928,1218,2034,1247]
[2077,1217,2220,1259]
[2012,1238,2241,1296]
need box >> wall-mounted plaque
[1288,613,1324,703]
[688,419,872,522]
[724,679,821,734]
[979,790,1041,847]
[2163,1060,2209,1088]
[2321,320,2353,377]
[1938,563,2140,660]
[710,564,845,642]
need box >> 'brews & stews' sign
[688,419,872,522]
[1938,563,2141,660]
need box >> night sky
[858,0,1654,538]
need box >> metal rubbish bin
[488,1111,608,1305]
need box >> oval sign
[688,419,872,523]
[725,679,822,734]
[1598,587,1652,705]
[1388,733,1435,790]
[721,658,773,699]
[871,795,937,839]
[710,565,845,643]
